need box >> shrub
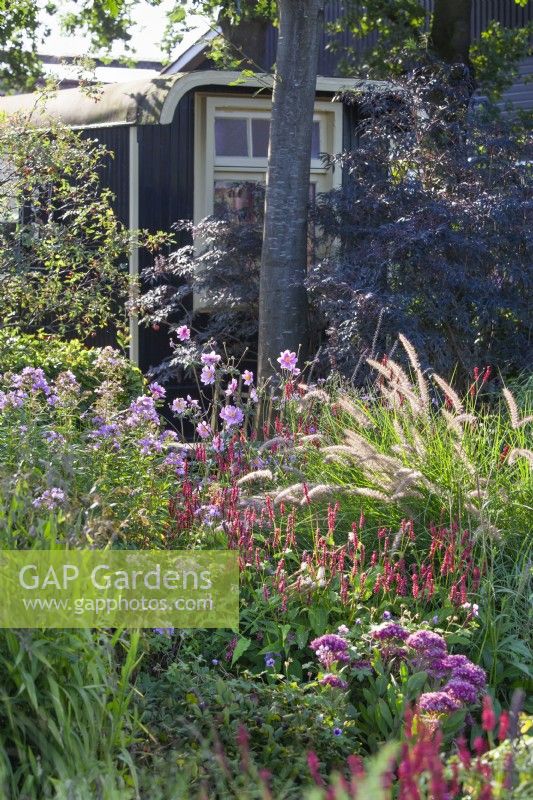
[0,328,144,405]
[308,64,533,386]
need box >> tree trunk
[430,0,472,64]
[257,0,324,383]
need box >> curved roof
[0,70,391,129]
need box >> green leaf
[406,671,428,697]
[308,606,328,636]
[231,636,252,666]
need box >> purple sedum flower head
[371,622,409,641]
[418,691,461,714]
[451,662,487,690]
[320,674,348,690]
[406,630,447,656]
[444,678,479,704]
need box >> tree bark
[430,0,472,64]
[257,0,324,383]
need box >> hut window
[195,95,343,225]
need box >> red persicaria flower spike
[482,694,496,732]
[498,710,510,741]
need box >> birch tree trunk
[431,0,472,64]
[257,0,325,382]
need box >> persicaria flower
[201,350,221,366]
[242,370,254,385]
[176,325,191,341]
[482,694,496,732]
[277,350,298,372]
[320,674,348,690]
[444,678,479,705]
[149,382,166,400]
[200,365,216,386]
[418,691,461,714]
[220,405,244,427]
[371,622,409,641]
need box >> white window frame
[194,93,343,223]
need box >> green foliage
[0,328,144,403]
[0,628,140,798]
[0,0,53,93]
[137,655,356,797]
[0,112,135,339]
[471,21,533,102]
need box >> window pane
[311,121,320,159]
[214,180,264,222]
[252,118,270,157]
[215,118,248,157]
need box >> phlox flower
[125,396,159,427]
[163,452,186,475]
[149,382,166,400]
[200,365,216,386]
[32,488,66,510]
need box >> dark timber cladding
[82,126,130,225]
[137,89,194,374]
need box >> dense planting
[0,332,530,798]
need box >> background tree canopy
[1,0,531,97]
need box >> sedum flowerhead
[418,691,461,714]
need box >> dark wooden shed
[0,70,387,378]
